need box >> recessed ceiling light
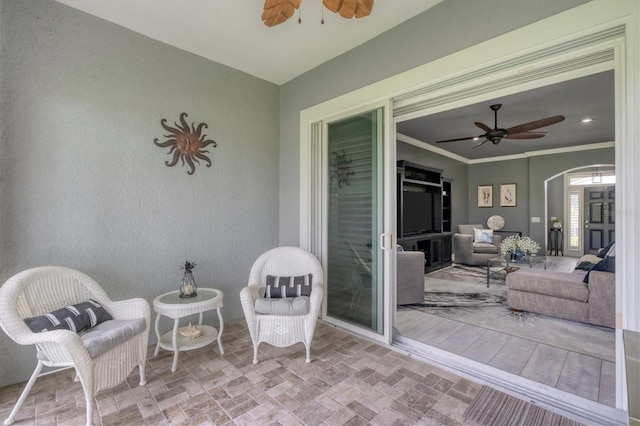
[473,137,479,141]
[580,117,595,123]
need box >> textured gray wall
[0,0,279,385]
[279,0,589,245]
[548,177,565,225]
[468,159,530,235]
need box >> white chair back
[0,267,110,341]
[248,246,324,289]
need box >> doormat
[463,385,583,426]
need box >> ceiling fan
[435,104,565,149]
[262,0,374,27]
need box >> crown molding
[396,132,615,165]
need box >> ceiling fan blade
[323,0,374,19]
[474,122,492,133]
[435,135,483,144]
[504,132,546,140]
[506,115,565,135]
[262,0,300,27]
[472,139,489,149]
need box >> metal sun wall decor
[330,150,354,188]
[154,112,217,175]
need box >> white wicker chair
[0,267,150,426]
[240,247,324,364]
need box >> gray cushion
[79,318,146,358]
[35,318,146,360]
[507,269,589,302]
[473,242,499,254]
[255,296,310,315]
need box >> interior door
[583,186,615,254]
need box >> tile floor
[0,320,579,425]
[396,257,615,407]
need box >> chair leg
[4,360,44,425]
[81,382,94,426]
[253,344,259,364]
[138,362,147,386]
[305,344,311,363]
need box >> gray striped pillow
[24,299,113,333]
[265,274,312,298]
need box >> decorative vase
[179,261,198,298]
[515,249,524,260]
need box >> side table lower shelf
[157,324,219,353]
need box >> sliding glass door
[325,108,385,333]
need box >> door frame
[299,1,638,420]
[544,164,615,257]
[300,99,395,344]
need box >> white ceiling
[56,0,614,161]
[56,0,441,85]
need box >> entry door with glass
[584,186,615,254]
[565,171,615,257]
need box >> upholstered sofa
[506,264,615,328]
[453,224,502,266]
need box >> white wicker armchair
[240,247,324,364]
[0,267,150,426]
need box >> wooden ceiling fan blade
[323,0,374,19]
[435,135,482,143]
[474,121,492,133]
[505,132,546,139]
[506,115,565,135]
[262,0,300,27]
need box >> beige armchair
[453,224,502,266]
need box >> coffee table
[486,255,547,287]
[153,288,224,372]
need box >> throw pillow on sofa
[597,241,615,258]
[583,256,615,284]
[473,228,493,244]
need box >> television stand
[398,232,452,274]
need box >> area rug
[463,385,583,426]
[402,264,615,362]
[418,264,507,308]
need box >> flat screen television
[402,190,441,236]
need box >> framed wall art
[477,185,493,208]
[500,183,517,207]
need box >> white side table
[153,288,224,372]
